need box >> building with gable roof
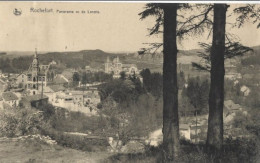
[16,72,27,88]
[1,91,19,108]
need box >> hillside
[37,49,126,69]
[0,136,111,162]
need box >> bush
[43,129,109,152]
[0,108,44,137]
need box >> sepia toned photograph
[0,1,259,162]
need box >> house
[225,62,237,73]
[43,86,56,104]
[16,73,27,88]
[233,80,239,86]
[0,78,8,92]
[179,124,191,140]
[190,124,207,143]
[224,100,243,123]
[122,64,139,76]
[50,60,57,65]
[84,91,101,105]
[68,91,84,106]
[8,74,19,88]
[225,72,242,80]
[178,63,193,72]
[224,100,242,114]
[1,91,19,108]
[68,89,101,106]
[240,85,250,96]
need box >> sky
[0,2,259,52]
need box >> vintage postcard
[0,1,259,163]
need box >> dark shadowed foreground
[104,139,260,163]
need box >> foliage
[140,69,163,97]
[0,108,44,137]
[120,71,126,80]
[44,129,108,152]
[77,71,113,85]
[126,94,163,137]
[49,63,66,75]
[72,72,80,86]
[224,79,260,108]
[99,78,144,105]
[138,4,214,54]
[192,42,253,71]
[233,4,260,28]
[99,94,163,139]
[182,76,209,114]
[81,72,87,85]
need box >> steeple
[34,48,38,59]
[32,48,39,71]
[106,56,110,63]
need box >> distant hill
[37,49,128,69]
[1,45,259,73]
[0,52,7,56]
[251,45,260,55]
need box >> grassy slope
[0,139,112,163]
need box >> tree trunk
[162,4,179,162]
[207,4,228,156]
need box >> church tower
[27,48,40,95]
[32,48,39,77]
[31,48,39,91]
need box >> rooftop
[53,75,68,84]
[43,86,54,93]
[49,85,66,92]
[2,92,18,101]
[224,100,241,111]
[23,94,48,102]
